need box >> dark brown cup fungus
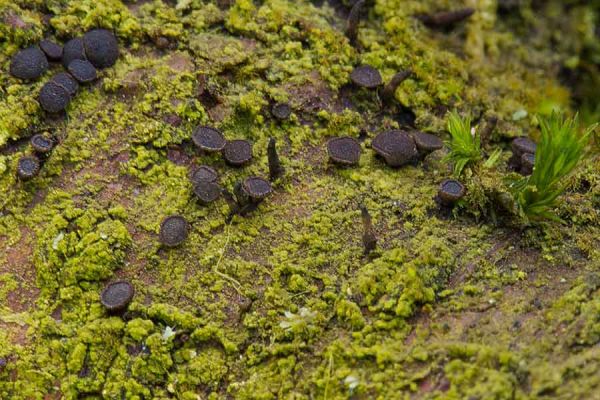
[193,181,221,204]
[159,215,189,247]
[268,137,284,180]
[39,82,71,113]
[381,70,412,104]
[345,0,366,45]
[30,134,54,154]
[230,178,272,218]
[271,103,292,120]
[222,139,253,166]
[411,131,443,157]
[510,137,536,170]
[520,152,535,175]
[360,205,377,255]
[67,59,97,84]
[416,8,475,29]
[511,137,536,158]
[327,137,362,166]
[242,176,272,202]
[83,29,119,69]
[350,65,383,89]
[190,165,219,185]
[438,179,466,206]
[17,155,40,180]
[9,47,49,80]
[191,126,227,152]
[62,37,87,68]
[51,72,79,97]
[39,40,63,61]
[371,130,418,167]
[100,281,134,313]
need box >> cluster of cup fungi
[6,3,536,315]
[11,29,119,182]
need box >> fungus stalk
[345,0,366,46]
[360,205,377,254]
[268,137,284,181]
[381,70,412,105]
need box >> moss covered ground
[1,0,599,398]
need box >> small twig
[415,8,475,29]
[212,220,242,294]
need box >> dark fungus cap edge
[327,137,362,165]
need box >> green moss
[1,0,599,398]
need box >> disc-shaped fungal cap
[67,59,97,83]
[511,137,536,158]
[100,281,134,312]
[191,126,226,152]
[39,39,63,61]
[438,179,466,204]
[371,130,418,167]
[350,65,383,88]
[242,176,272,200]
[159,215,189,247]
[520,152,535,175]
[39,82,70,113]
[31,134,54,154]
[222,140,253,166]
[412,131,443,154]
[51,72,79,97]
[17,155,40,180]
[9,47,48,80]
[62,37,87,68]
[193,181,221,204]
[271,103,292,120]
[191,165,218,185]
[327,137,361,165]
[83,29,119,69]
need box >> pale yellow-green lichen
[0,0,599,399]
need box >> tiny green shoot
[445,112,500,176]
[510,112,596,222]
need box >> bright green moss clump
[1,0,599,399]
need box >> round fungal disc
[242,176,272,200]
[520,152,535,175]
[511,137,536,157]
[100,281,134,312]
[271,103,292,120]
[39,39,63,61]
[67,59,97,83]
[193,181,221,204]
[191,165,219,185]
[371,130,418,167]
[439,179,466,204]
[17,155,40,180]
[9,47,49,80]
[51,72,79,97]
[39,82,70,113]
[62,37,87,68]
[350,65,383,88]
[30,134,54,154]
[191,126,227,152]
[83,29,119,69]
[412,131,443,154]
[222,140,253,166]
[327,137,362,165]
[159,215,189,247]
